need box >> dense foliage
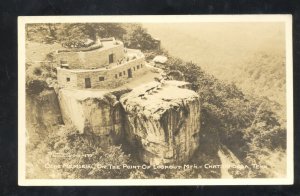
[26,23,156,50]
[224,52,286,109]
[49,130,133,179]
[26,126,134,179]
[25,62,52,96]
[122,24,159,50]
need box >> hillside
[143,23,286,107]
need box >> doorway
[127,68,132,78]
[109,54,114,64]
[85,78,91,88]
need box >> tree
[26,23,127,48]
[123,25,157,50]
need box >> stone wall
[56,68,78,89]
[56,43,124,69]
[57,56,147,89]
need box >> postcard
[18,15,293,185]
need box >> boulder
[120,81,201,164]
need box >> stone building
[56,37,147,89]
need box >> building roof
[153,55,168,64]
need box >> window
[99,77,105,81]
[115,74,118,79]
[133,67,136,71]
[123,71,126,75]
[119,72,122,77]
[141,64,143,68]
[66,77,70,82]
[137,65,140,69]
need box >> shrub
[33,67,42,76]
[26,79,48,96]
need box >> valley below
[144,23,286,108]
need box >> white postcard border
[18,15,294,186]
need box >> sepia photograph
[18,15,293,185]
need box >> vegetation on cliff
[26,124,131,179]
[155,53,286,178]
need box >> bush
[26,79,48,96]
[33,67,42,76]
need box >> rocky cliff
[58,89,124,146]
[26,88,63,147]
[56,79,201,164]
[26,89,63,133]
[120,81,201,165]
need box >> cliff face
[58,89,124,145]
[57,79,201,164]
[26,89,63,134]
[120,81,201,164]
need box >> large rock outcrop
[58,89,124,146]
[26,89,63,133]
[57,79,201,164]
[120,81,201,165]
